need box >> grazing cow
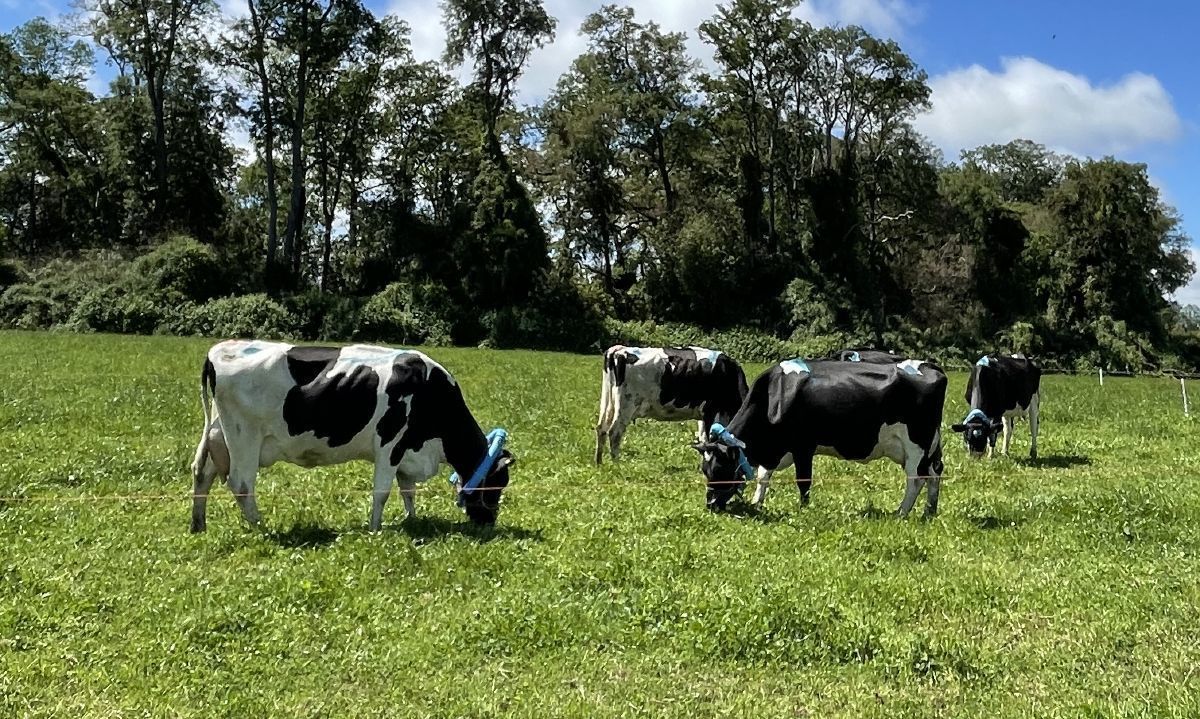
[190,340,515,532]
[595,345,749,464]
[691,357,948,517]
[952,353,1041,459]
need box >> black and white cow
[595,345,749,464]
[190,340,515,532]
[692,357,948,517]
[952,353,1041,459]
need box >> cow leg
[793,453,813,506]
[594,426,607,465]
[225,439,262,527]
[696,420,706,444]
[1028,394,1040,460]
[190,425,229,533]
[369,461,395,532]
[398,477,417,520]
[608,408,634,462]
[750,467,774,507]
[1001,417,1015,455]
[918,442,943,519]
[896,454,926,518]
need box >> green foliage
[66,289,170,335]
[127,235,228,303]
[283,290,363,341]
[4,332,1200,716]
[0,252,128,329]
[481,271,605,352]
[171,293,297,339]
[356,281,453,346]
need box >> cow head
[459,449,516,525]
[951,410,1002,458]
[691,423,753,511]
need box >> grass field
[2,331,1200,717]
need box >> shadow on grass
[1014,454,1091,469]
[264,522,340,549]
[965,512,1027,531]
[395,515,544,544]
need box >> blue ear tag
[449,428,508,496]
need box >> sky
[3,0,1198,304]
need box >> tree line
[1,0,1197,369]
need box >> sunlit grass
[2,330,1199,717]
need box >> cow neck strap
[708,423,756,481]
[449,428,507,495]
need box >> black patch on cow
[659,348,749,427]
[379,354,512,525]
[699,359,947,510]
[964,355,1041,418]
[606,348,638,386]
[282,346,379,447]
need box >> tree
[85,0,217,234]
[961,139,1064,204]
[441,0,555,147]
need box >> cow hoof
[189,522,206,534]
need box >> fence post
[1099,368,1104,387]
[1183,377,1190,417]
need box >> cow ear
[991,419,1004,430]
[493,449,516,472]
[690,442,715,453]
[951,423,967,433]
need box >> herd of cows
[188,340,1043,533]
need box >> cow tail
[192,358,217,476]
[597,349,617,432]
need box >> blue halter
[449,428,508,496]
[708,423,756,481]
[961,408,990,425]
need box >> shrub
[127,235,227,303]
[482,272,606,353]
[0,259,25,293]
[782,278,839,337]
[356,282,452,346]
[284,291,363,341]
[173,294,297,339]
[603,319,809,365]
[0,252,128,330]
[66,288,169,335]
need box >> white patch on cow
[780,358,811,375]
[750,452,793,506]
[689,346,720,365]
[896,359,924,376]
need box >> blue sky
[4,0,1198,303]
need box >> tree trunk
[652,129,675,215]
[147,75,169,233]
[250,0,280,274]
[281,3,310,285]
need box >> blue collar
[708,423,756,481]
[962,408,990,424]
[450,428,507,495]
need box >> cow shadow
[264,522,340,549]
[1014,454,1091,469]
[395,515,544,544]
[965,512,1027,531]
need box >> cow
[951,353,1041,459]
[829,348,909,364]
[595,345,749,464]
[691,357,948,518]
[189,340,515,533]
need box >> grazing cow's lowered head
[692,423,755,511]
[951,409,1003,459]
[451,430,516,526]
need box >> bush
[0,259,25,293]
[171,294,297,339]
[482,272,606,353]
[0,252,128,330]
[356,282,452,346]
[603,319,808,365]
[782,278,839,337]
[127,235,227,303]
[284,291,363,341]
[66,288,169,335]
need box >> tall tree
[86,0,216,233]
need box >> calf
[692,358,947,517]
[595,345,749,464]
[951,353,1041,459]
[190,340,515,532]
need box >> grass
[1,330,1200,718]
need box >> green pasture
[2,331,1199,717]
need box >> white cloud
[915,57,1182,160]
[385,0,918,105]
[1173,249,1200,308]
